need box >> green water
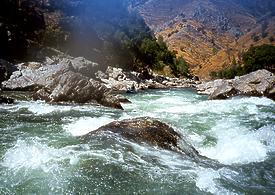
[0,89,274,194]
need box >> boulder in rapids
[83,117,201,158]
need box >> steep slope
[0,0,163,72]
[132,0,275,78]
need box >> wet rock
[115,94,131,103]
[0,96,14,104]
[197,70,275,100]
[84,117,224,169]
[85,117,201,158]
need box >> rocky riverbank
[0,55,199,108]
[0,56,122,109]
[0,55,274,108]
[96,66,199,93]
[197,69,275,100]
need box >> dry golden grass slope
[133,0,275,79]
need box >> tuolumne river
[0,89,274,194]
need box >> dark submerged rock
[114,94,132,103]
[83,117,222,168]
[85,117,201,158]
[0,96,14,104]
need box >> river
[0,89,274,194]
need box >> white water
[63,116,114,136]
[0,89,274,194]
[200,123,275,164]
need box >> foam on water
[196,168,238,194]
[123,93,275,193]
[1,89,274,194]
[199,121,275,165]
[1,139,77,172]
[196,168,222,194]
[160,97,265,115]
[1,101,69,115]
[27,102,72,115]
[1,101,100,115]
[63,117,114,136]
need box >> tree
[242,44,275,72]
[210,44,275,79]
[171,57,190,77]
[0,0,45,60]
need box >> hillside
[132,0,275,78]
[0,0,176,74]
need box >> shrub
[171,57,190,77]
[251,33,260,42]
[210,44,275,79]
[242,44,275,72]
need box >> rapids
[0,89,274,194]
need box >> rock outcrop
[2,56,123,109]
[197,69,275,100]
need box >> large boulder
[233,70,274,99]
[84,117,201,158]
[197,70,275,100]
[2,56,123,109]
[33,69,123,109]
[2,62,63,91]
[209,81,237,100]
[197,79,228,95]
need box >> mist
[43,0,149,69]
